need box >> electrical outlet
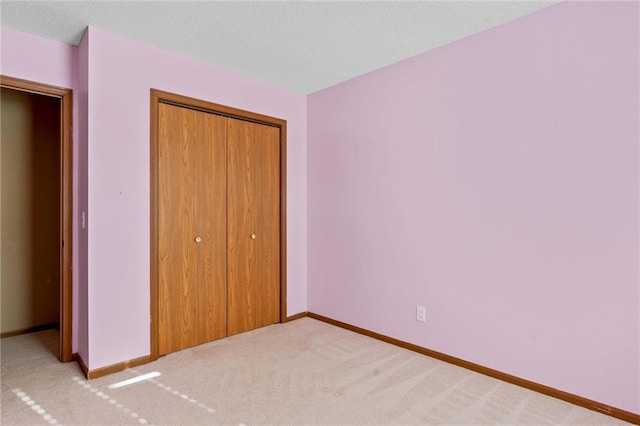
[416,305,426,322]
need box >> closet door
[227,118,280,336]
[157,103,227,356]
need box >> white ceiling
[1,1,560,94]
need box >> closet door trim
[149,89,287,361]
[0,75,74,363]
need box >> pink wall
[2,2,638,413]
[1,26,308,370]
[308,1,639,414]
[1,27,76,88]
[76,30,89,363]
[1,27,86,355]
[84,27,307,369]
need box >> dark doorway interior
[1,88,61,358]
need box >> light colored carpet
[0,317,631,425]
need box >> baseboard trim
[72,353,150,380]
[1,323,59,338]
[307,312,640,424]
[284,311,308,322]
[72,353,89,377]
[72,314,311,381]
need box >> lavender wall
[308,2,639,414]
[0,27,85,354]
[76,30,89,363]
[2,1,638,412]
[84,27,307,369]
[1,26,308,370]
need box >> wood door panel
[158,104,227,356]
[227,119,255,336]
[227,118,280,336]
[255,124,281,327]
[152,90,286,361]
[196,111,228,344]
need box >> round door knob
[250,233,256,240]
[194,236,202,243]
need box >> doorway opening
[0,76,73,362]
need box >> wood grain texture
[151,89,287,360]
[158,104,227,356]
[307,312,640,425]
[255,123,281,327]
[0,75,73,363]
[0,75,69,98]
[278,121,287,324]
[227,118,280,336]
[226,118,255,336]
[150,90,160,360]
[150,89,285,127]
[59,85,73,363]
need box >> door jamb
[0,75,74,363]
[149,89,287,361]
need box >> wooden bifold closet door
[227,119,280,336]
[157,102,280,357]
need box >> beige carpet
[0,317,631,425]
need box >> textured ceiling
[0,1,559,94]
